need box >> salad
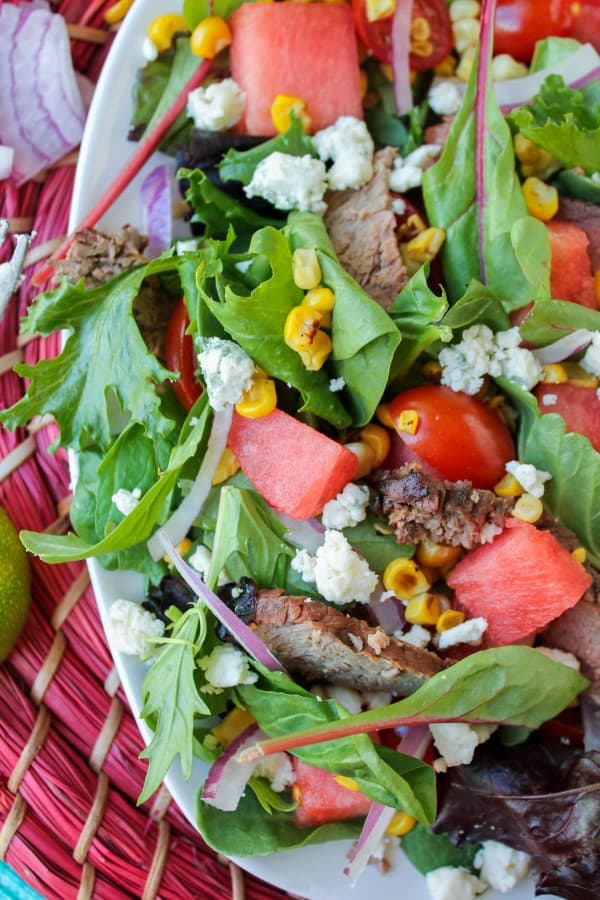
[2,0,600,898]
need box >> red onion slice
[273,510,325,554]
[140,164,172,258]
[391,0,414,115]
[202,723,268,811]
[0,2,86,185]
[147,405,232,561]
[344,802,396,884]
[533,329,593,364]
[369,582,406,634]
[497,43,600,112]
[157,530,286,672]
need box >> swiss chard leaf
[219,116,316,186]
[181,168,280,240]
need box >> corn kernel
[383,557,430,600]
[436,609,466,632]
[212,447,240,485]
[344,441,377,478]
[594,270,600,306]
[366,0,396,22]
[416,539,462,569]
[104,0,134,25]
[434,54,457,76]
[162,537,192,563]
[235,376,277,418]
[456,45,476,81]
[453,18,480,54]
[376,404,395,429]
[148,13,188,52]
[333,775,360,791]
[212,708,255,747]
[190,16,232,58]
[491,53,529,81]
[302,287,335,314]
[411,39,434,58]
[360,423,391,467]
[395,409,419,435]
[540,363,568,384]
[386,811,417,836]
[522,177,559,222]
[411,16,431,42]
[572,546,587,564]
[402,227,446,264]
[512,493,543,523]
[450,1,481,22]
[299,330,332,371]
[421,360,442,382]
[292,248,322,290]
[563,361,600,388]
[380,63,394,82]
[359,68,369,99]
[397,212,427,242]
[514,135,557,179]
[284,305,323,352]
[493,473,523,497]
[270,94,312,134]
[405,593,442,626]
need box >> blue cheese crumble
[439,325,542,394]
[581,331,600,377]
[313,116,374,191]
[426,866,487,900]
[245,152,328,215]
[313,529,378,605]
[187,78,246,132]
[505,461,551,498]
[199,645,258,692]
[321,483,370,530]
[196,337,256,410]
[109,598,164,656]
[112,487,142,516]
[474,841,531,893]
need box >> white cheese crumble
[403,144,442,170]
[187,78,246,132]
[313,529,378,605]
[505,460,551,498]
[188,544,230,587]
[536,646,581,670]
[388,144,441,193]
[329,376,346,392]
[254,752,296,792]
[199,644,258,690]
[313,115,374,191]
[245,152,328,215]
[437,616,488,649]
[142,36,159,62]
[439,324,542,394]
[112,487,142,516]
[398,624,432,648]
[324,684,363,714]
[290,548,317,584]
[474,841,531,893]
[429,722,497,767]
[321,482,370,530]
[581,331,600,377]
[109,598,164,656]
[176,239,198,254]
[426,866,487,900]
[541,393,557,406]
[196,337,256,410]
[391,197,407,215]
[428,80,463,116]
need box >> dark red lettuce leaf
[433,739,600,900]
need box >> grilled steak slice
[323,146,408,309]
[371,463,514,549]
[53,226,148,288]
[252,589,445,696]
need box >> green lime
[0,507,30,661]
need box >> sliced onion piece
[391,0,414,115]
[273,510,325,554]
[496,43,600,111]
[533,329,593,364]
[344,802,396,884]
[140,164,172,258]
[157,530,286,672]
[202,723,268,811]
[397,722,431,757]
[148,405,232,561]
[0,3,86,185]
[369,582,406,634]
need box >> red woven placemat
[0,3,295,898]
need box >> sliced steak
[371,463,514,549]
[323,146,408,309]
[543,600,600,703]
[53,226,148,288]
[252,589,445,696]
[557,197,600,270]
[424,115,454,148]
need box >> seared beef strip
[323,147,408,309]
[252,589,446,696]
[557,197,600,270]
[371,463,514,549]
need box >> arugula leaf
[197,789,361,856]
[0,258,181,450]
[181,168,280,240]
[510,76,600,176]
[248,777,297,815]
[219,116,316,186]
[402,824,480,875]
[388,265,450,379]
[207,486,293,590]
[139,605,211,802]
[519,299,600,346]
[140,37,197,152]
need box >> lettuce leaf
[181,168,280,239]
[219,116,316,186]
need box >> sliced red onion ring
[273,510,325,554]
[369,582,406,634]
[202,723,268,811]
[148,405,232,561]
[140,164,173,257]
[391,0,414,115]
[397,722,431,757]
[498,43,600,111]
[533,329,593,364]
[157,530,286,672]
[0,2,86,185]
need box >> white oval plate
[69,3,557,897]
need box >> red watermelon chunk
[534,383,600,453]
[447,519,592,646]
[228,408,358,520]
[547,220,597,309]
[229,3,363,135]
[293,758,371,827]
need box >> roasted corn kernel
[572,546,587,564]
[162,537,192,564]
[405,593,442,626]
[235,376,277,418]
[299,329,332,371]
[344,441,377,478]
[453,17,480,54]
[148,13,188,51]
[360,423,391,467]
[402,227,446,264]
[190,16,232,58]
[491,53,528,81]
[563,361,600,388]
[386,812,417,836]
[212,447,240,485]
[104,0,134,25]
[512,493,543,523]
[522,177,559,222]
[333,775,360,791]
[416,539,462,569]
[270,93,312,133]
[292,248,322,290]
[284,305,323,352]
[456,45,476,81]
[213,708,256,747]
[421,360,442,382]
[493,473,523,498]
[436,609,466,632]
[302,287,335,329]
[395,409,419,435]
[383,557,430,600]
[376,404,395,429]
[450,1,481,22]
[366,0,395,22]
[540,363,568,384]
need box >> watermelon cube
[547,220,597,309]
[293,758,372,827]
[447,519,592,645]
[229,3,364,135]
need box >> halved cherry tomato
[572,2,600,52]
[388,385,515,489]
[494,0,575,63]
[165,298,202,411]
[351,0,452,70]
[534,383,600,453]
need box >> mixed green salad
[3,0,600,897]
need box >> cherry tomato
[388,385,515,489]
[534,383,600,453]
[572,2,600,52]
[494,0,575,63]
[351,0,453,70]
[165,299,202,411]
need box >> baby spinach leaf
[401,824,480,875]
[387,265,450,379]
[182,168,280,239]
[343,516,414,572]
[219,117,316,186]
[140,37,197,152]
[442,280,511,333]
